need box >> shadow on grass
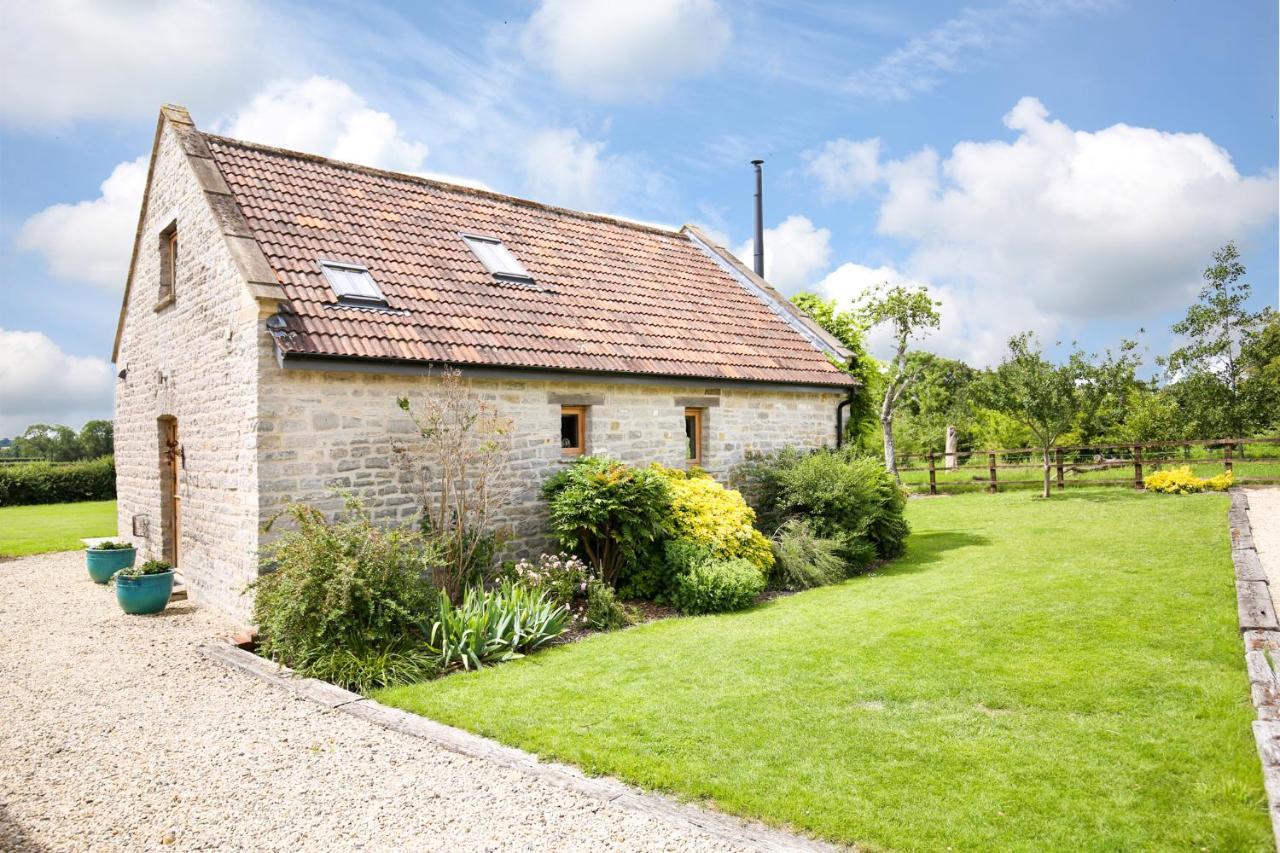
[880,530,991,576]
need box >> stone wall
[113,115,266,620]
[255,363,843,560]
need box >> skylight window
[461,234,534,283]
[319,260,387,307]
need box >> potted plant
[86,540,136,584]
[112,560,176,615]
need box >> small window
[462,234,534,283]
[158,221,178,303]
[319,260,386,307]
[561,406,586,456]
[684,408,704,466]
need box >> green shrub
[91,540,133,550]
[735,448,909,570]
[541,456,670,586]
[672,557,766,615]
[251,497,442,692]
[770,518,846,590]
[0,456,115,506]
[510,552,630,632]
[427,582,569,671]
[297,635,439,694]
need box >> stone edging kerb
[1228,488,1280,850]
[197,642,839,853]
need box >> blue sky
[1,0,1276,434]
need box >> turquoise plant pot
[86,547,136,584]
[114,570,175,615]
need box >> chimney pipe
[751,159,764,278]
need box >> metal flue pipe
[751,159,764,277]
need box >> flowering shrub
[510,552,629,631]
[650,465,774,572]
[1144,466,1233,494]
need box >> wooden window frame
[561,405,587,457]
[157,221,178,308]
[684,407,704,466]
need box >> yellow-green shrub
[650,465,774,573]
[1144,466,1233,494]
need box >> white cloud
[805,138,882,198]
[735,215,832,293]
[0,330,115,436]
[522,0,731,100]
[222,77,428,172]
[0,0,270,125]
[807,98,1278,364]
[18,78,436,293]
[876,97,1278,317]
[16,157,148,292]
[845,0,1107,101]
[522,128,606,208]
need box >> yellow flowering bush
[1144,466,1233,494]
[650,465,774,573]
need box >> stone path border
[198,642,840,853]
[1229,488,1280,850]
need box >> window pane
[561,413,580,449]
[463,235,532,280]
[320,261,386,304]
[685,415,697,459]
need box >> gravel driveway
[0,551,757,852]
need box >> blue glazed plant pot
[86,548,136,584]
[114,570,175,615]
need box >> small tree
[855,284,941,477]
[1160,242,1274,440]
[396,368,513,601]
[977,333,1139,498]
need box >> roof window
[461,234,534,284]
[319,260,387,307]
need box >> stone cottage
[112,105,858,620]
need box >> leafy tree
[892,354,978,462]
[78,420,114,460]
[1159,242,1275,439]
[790,293,880,450]
[1240,312,1280,435]
[13,424,81,461]
[975,333,1141,498]
[854,283,941,477]
[1117,385,1184,444]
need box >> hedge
[0,456,116,506]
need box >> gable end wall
[113,118,266,620]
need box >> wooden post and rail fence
[902,436,1280,495]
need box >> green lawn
[0,500,117,557]
[377,489,1269,851]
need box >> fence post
[927,452,937,495]
[1133,444,1143,489]
[1225,441,1233,474]
[1056,447,1064,491]
[988,451,998,493]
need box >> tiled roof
[204,134,855,387]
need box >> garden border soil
[198,642,840,853]
[1229,487,1280,849]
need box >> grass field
[0,500,117,557]
[377,489,1268,851]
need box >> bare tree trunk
[1042,447,1051,499]
[945,424,958,470]
[882,416,897,477]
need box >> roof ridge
[200,131,683,238]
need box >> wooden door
[163,419,181,566]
